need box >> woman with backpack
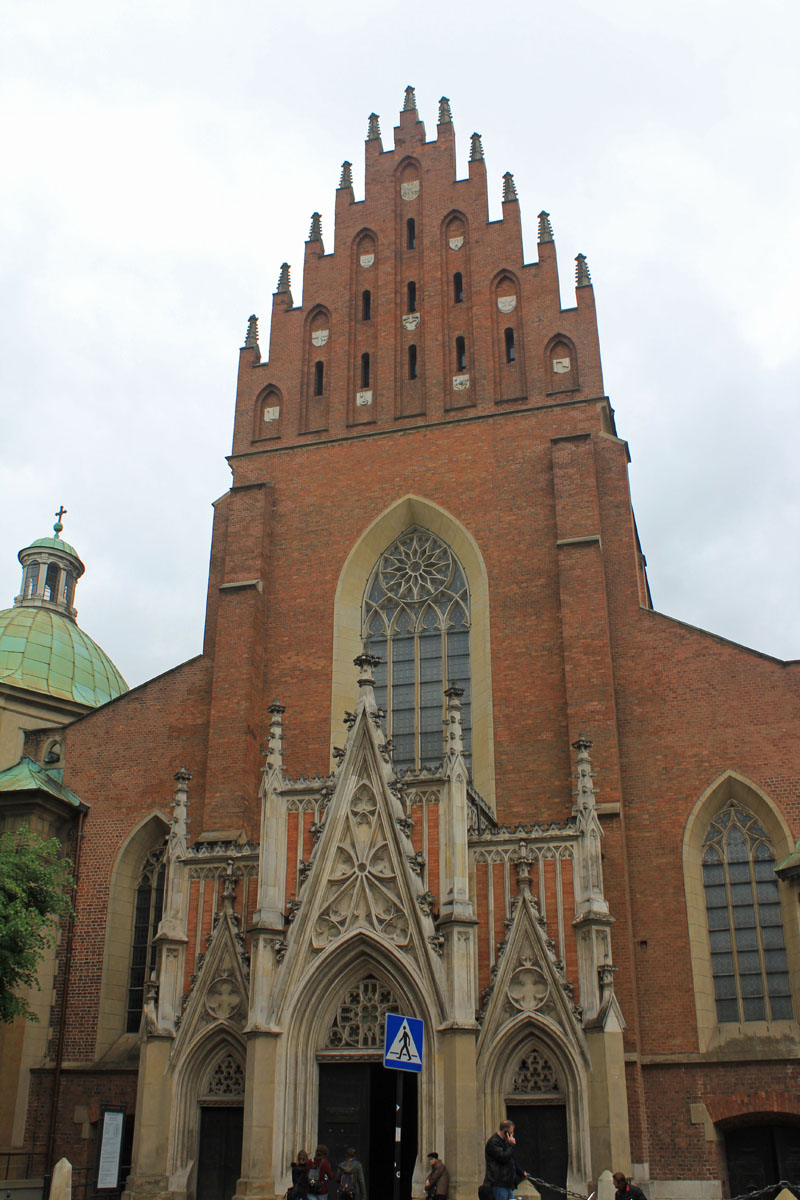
[306,1147,334,1198]
[335,1148,366,1200]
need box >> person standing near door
[424,1151,449,1200]
[307,1147,334,1198]
[336,1148,366,1200]
[613,1173,646,1200]
[484,1120,529,1200]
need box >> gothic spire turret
[575,253,592,287]
[403,85,417,112]
[244,314,259,348]
[367,113,381,140]
[502,171,517,202]
[469,132,484,161]
[308,212,322,242]
[538,211,554,243]
[438,96,452,125]
[276,262,291,293]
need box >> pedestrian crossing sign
[384,1013,424,1072]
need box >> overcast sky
[2,0,798,689]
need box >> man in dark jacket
[484,1120,529,1200]
[613,1173,647,1200]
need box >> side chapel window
[703,803,793,1023]
[126,842,167,1032]
[363,527,471,772]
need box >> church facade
[6,91,800,1200]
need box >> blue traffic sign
[384,1013,424,1072]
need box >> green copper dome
[27,535,82,561]
[0,605,128,707]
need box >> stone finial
[339,160,353,189]
[265,701,285,774]
[403,85,417,112]
[502,172,518,202]
[354,651,380,692]
[470,132,484,162]
[169,766,190,857]
[516,845,534,896]
[598,961,617,1003]
[276,262,291,293]
[572,734,597,814]
[538,211,554,244]
[308,212,322,241]
[444,683,465,759]
[367,113,381,140]
[222,859,236,914]
[244,314,259,348]
[575,253,592,287]
[438,96,452,124]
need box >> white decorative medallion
[552,357,571,374]
[263,406,280,423]
[452,374,470,391]
[507,962,550,1012]
[400,181,420,201]
[449,236,464,251]
[356,390,373,407]
[311,330,329,347]
[205,977,242,1020]
[402,313,420,331]
[360,254,375,269]
[497,295,517,313]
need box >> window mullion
[413,630,420,770]
[723,852,744,1023]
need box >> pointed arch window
[363,526,471,772]
[702,802,793,1023]
[125,842,167,1032]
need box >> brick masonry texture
[19,97,800,1188]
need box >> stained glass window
[703,803,793,1023]
[363,526,470,772]
[126,843,167,1032]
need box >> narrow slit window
[406,218,416,250]
[505,327,516,363]
[362,290,371,321]
[456,336,466,372]
[314,360,324,396]
[408,344,418,380]
[453,272,463,303]
[361,352,370,388]
[407,281,417,312]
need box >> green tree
[0,824,74,1023]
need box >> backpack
[307,1167,323,1195]
[338,1164,355,1200]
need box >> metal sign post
[383,1014,424,1200]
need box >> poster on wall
[96,1107,125,1189]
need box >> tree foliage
[0,824,74,1023]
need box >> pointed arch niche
[277,938,439,1190]
[683,770,800,1053]
[95,810,170,1059]
[478,1017,591,1195]
[331,496,496,811]
[167,1027,247,1193]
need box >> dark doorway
[318,1063,418,1200]
[506,1104,568,1200]
[196,1106,244,1200]
[725,1123,800,1200]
